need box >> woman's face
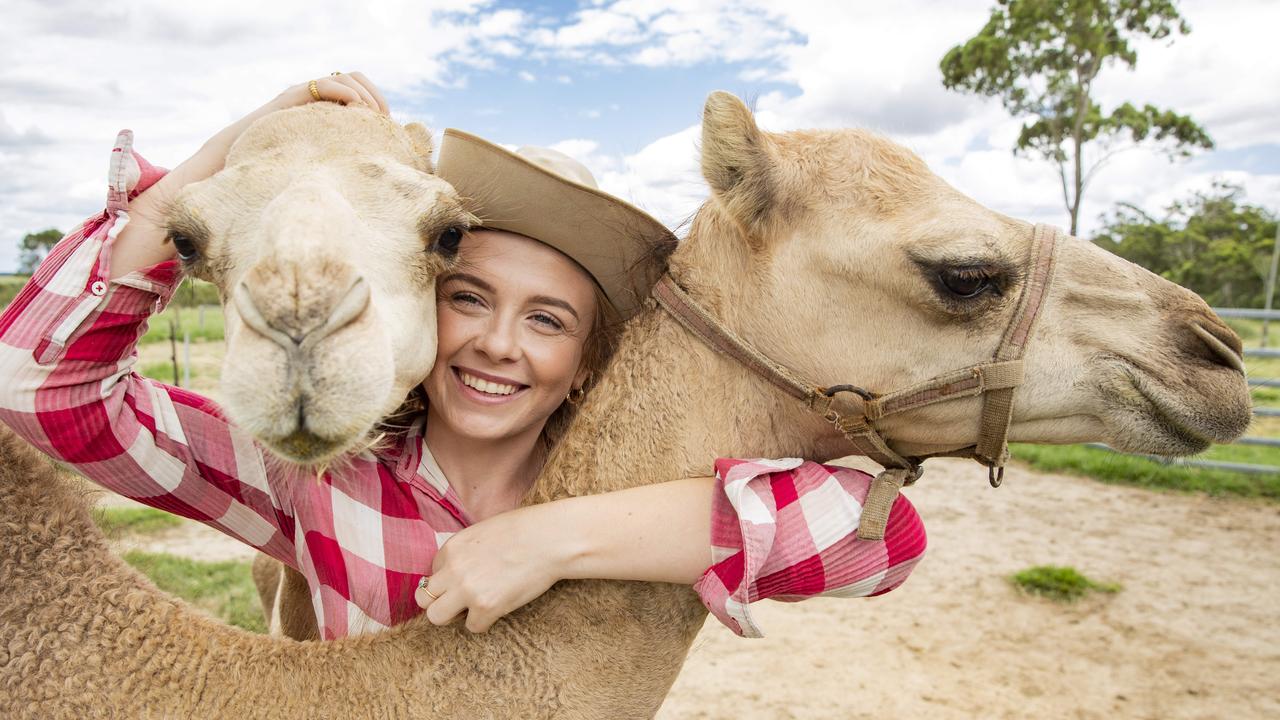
[423,229,598,444]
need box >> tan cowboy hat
[435,129,675,318]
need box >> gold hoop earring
[566,386,585,405]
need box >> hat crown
[515,146,598,189]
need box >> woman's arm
[416,477,713,632]
[418,461,927,636]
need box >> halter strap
[653,224,1060,540]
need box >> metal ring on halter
[988,465,1005,488]
[822,384,876,401]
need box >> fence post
[169,318,179,386]
[1263,223,1280,347]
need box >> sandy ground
[95,458,1280,719]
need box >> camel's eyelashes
[169,232,200,263]
[931,265,1008,301]
[938,267,992,298]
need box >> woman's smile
[452,366,530,404]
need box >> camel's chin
[265,428,352,465]
[1100,364,1251,456]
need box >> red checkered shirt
[0,132,927,640]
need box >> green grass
[1010,565,1119,603]
[1011,444,1280,499]
[94,506,183,536]
[140,305,224,344]
[0,274,30,309]
[122,550,265,633]
[139,361,180,382]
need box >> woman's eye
[170,233,199,262]
[938,267,991,298]
[453,288,486,308]
[530,312,564,331]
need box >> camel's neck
[530,207,833,502]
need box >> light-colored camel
[0,93,1250,718]
[179,103,469,465]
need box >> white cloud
[529,0,799,68]
[518,70,537,82]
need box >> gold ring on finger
[330,71,343,76]
[418,576,439,601]
[308,79,321,101]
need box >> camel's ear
[403,122,435,173]
[701,91,775,233]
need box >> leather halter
[653,223,1061,540]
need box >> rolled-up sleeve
[693,458,927,638]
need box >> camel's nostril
[1190,323,1246,374]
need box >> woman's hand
[254,72,390,121]
[414,505,577,633]
[208,72,390,157]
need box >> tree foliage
[1093,182,1279,308]
[940,0,1213,234]
[19,228,63,274]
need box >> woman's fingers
[346,71,390,114]
[330,73,380,112]
[418,575,467,626]
[424,591,467,627]
[308,77,364,107]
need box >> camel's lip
[452,365,529,388]
[1111,361,1221,453]
[269,428,347,465]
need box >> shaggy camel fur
[0,93,1250,718]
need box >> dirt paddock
[104,458,1280,719]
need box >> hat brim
[436,129,675,318]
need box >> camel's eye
[170,232,200,263]
[938,267,993,298]
[433,226,464,258]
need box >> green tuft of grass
[122,550,266,633]
[1011,565,1119,603]
[94,506,183,536]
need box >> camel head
[163,104,471,464]
[680,92,1251,463]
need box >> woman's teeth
[459,371,519,396]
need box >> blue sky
[2,0,1277,273]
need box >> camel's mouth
[269,427,348,465]
[1099,357,1251,456]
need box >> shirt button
[90,280,107,296]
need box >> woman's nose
[473,318,521,362]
